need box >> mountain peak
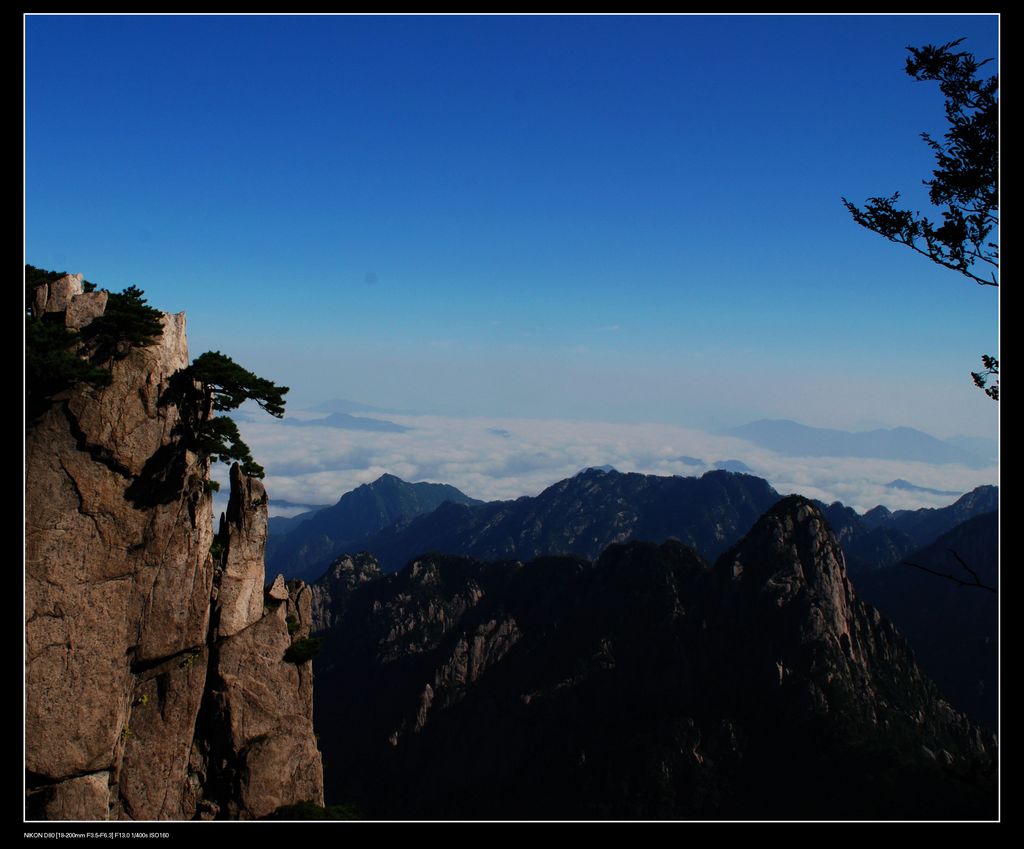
[885,478,962,497]
[268,475,482,582]
[719,495,854,631]
[576,464,618,476]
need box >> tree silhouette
[191,350,288,418]
[81,285,164,360]
[902,548,996,593]
[188,351,289,478]
[842,38,998,399]
[26,316,112,423]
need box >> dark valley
[308,498,996,819]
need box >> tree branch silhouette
[843,38,998,398]
[902,548,996,593]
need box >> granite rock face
[26,290,205,788]
[215,464,269,638]
[709,497,989,752]
[118,649,210,820]
[65,290,109,330]
[33,272,84,315]
[25,277,322,820]
[199,593,323,819]
[267,573,290,602]
[286,579,316,639]
[34,773,113,821]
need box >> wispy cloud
[226,410,997,516]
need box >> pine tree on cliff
[189,351,289,478]
[25,266,288,483]
[25,265,164,424]
[81,285,164,359]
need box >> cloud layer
[216,408,997,517]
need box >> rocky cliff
[25,273,323,820]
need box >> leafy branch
[971,354,998,401]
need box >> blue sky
[26,13,999,441]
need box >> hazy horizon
[204,398,997,519]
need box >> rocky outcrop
[312,499,995,819]
[215,464,268,638]
[286,579,316,638]
[65,290,109,330]
[32,272,85,315]
[267,573,289,602]
[709,497,989,753]
[196,584,323,819]
[35,773,113,821]
[25,276,323,820]
[308,552,383,632]
[26,280,206,793]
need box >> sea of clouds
[213,406,997,517]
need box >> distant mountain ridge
[858,485,997,547]
[267,510,321,538]
[266,474,483,582]
[945,435,998,465]
[815,484,997,577]
[885,479,962,497]
[332,468,782,573]
[270,498,332,512]
[312,397,416,416]
[283,411,411,432]
[273,468,997,587]
[267,499,332,536]
[729,419,992,467]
